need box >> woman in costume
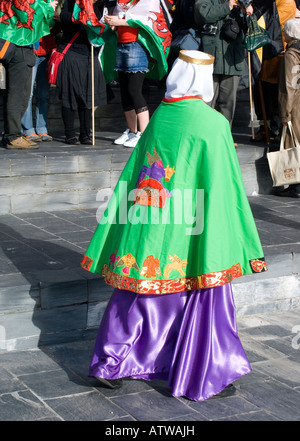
[81,50,267,401]
[105,0,171,148]
[56,0,107,145]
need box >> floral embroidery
[81,255,93,271]
[101,263,243,295]
[250,258,267,273]
[140,255,161,279]
[134,148,175,208]
[116,253,139,275]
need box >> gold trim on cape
[100,263,243,295]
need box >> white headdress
[165,50,215,102]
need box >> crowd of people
[1,1,299,156]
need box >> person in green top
[194,0,253,126]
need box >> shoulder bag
[267,121,300,187]
[170,28,202,54]
[47,31,80,85]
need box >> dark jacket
[59,0,103,55]
[194,0,246,76]
[170,0,198,34]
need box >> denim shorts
[115,41,149,73]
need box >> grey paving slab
[233,370,300,421]
[179,395,260,421]
[255,357,300,389]
[0,366,26,395]
[0,347,62,375]
[44,391,130,422]
[0,389,58,421]
[18,368,92,400]
[111,389,198,421]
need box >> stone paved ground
[0,306,300,422]
[0,196,299,422]
[0,87,300,424]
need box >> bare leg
[124,109,137,133]
[137,109,150,133]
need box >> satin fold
[89,284,251,401]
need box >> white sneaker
[123,131,141,148]
[114,129,130,145]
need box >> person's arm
[278,51,297,124]
[194,0,237,25]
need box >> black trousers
[118,71,148,114]
[62,106,92,140]
[3,46,36,142]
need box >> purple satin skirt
[89,284,251,401]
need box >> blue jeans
[21,55,51,136]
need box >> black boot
[276,185,300,198]
[79,107,92,145]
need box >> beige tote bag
[267,121,300,187]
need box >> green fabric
[0,1,54,46]
[82,98,265,292]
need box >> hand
[229,0,238,10]
[49,0,58,10]
[105,15,127,27]
[245,5,253,15]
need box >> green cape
[81,97,267,294]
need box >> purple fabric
[89,284,251,401]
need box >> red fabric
[162,96,203,103]
[34,34,56,57]
[118,26,139,43]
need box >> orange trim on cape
[98,263,244,294]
